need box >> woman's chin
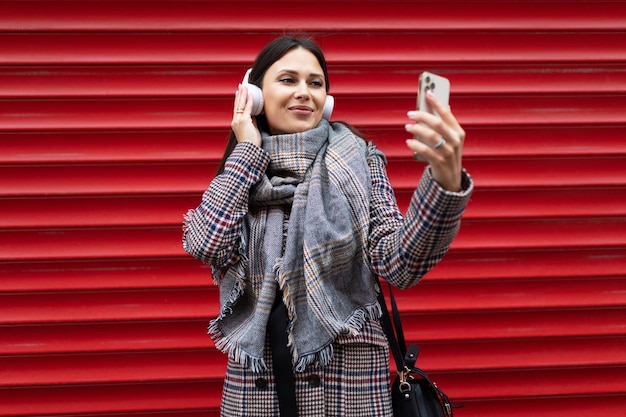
[271,121,319,135]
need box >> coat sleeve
[367,143,473,289]
[182,142,270,270]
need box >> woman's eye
[278,76,323,88]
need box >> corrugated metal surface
[1,1,625,415]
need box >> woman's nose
[294,81,310,99]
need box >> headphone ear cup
[242,69,264,116]
[322,95,334,120]
[247,84,264,116]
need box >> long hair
[216,36,366,174]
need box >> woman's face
[261,47,327,135]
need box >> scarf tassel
[345,301,384,336]
[208,265,269,373]
[294,342,334,373]
[291,302,383,372]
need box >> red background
[1,1,626,415]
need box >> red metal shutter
[1,1,625,416]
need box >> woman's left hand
[404,90,465,192]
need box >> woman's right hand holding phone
[404,90,465,192]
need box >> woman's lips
[289,106,313,115]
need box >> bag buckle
[398,366,413,393]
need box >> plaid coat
[221,320,393,417]
[183,140,473,417]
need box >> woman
[183,36,473,417]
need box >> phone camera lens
[425,76,431,83]
[430,82,436,91]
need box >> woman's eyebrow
[275,69,324,79]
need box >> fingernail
[404,123,413,132]
[426,89,434,97]
[407,111,417,118]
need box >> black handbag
[377,281,462,417]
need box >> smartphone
[417,71,450,116]
[413,72,450,161]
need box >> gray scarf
[209,119,382,372]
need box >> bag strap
[377,279,411,374]
[388,280,409,358]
